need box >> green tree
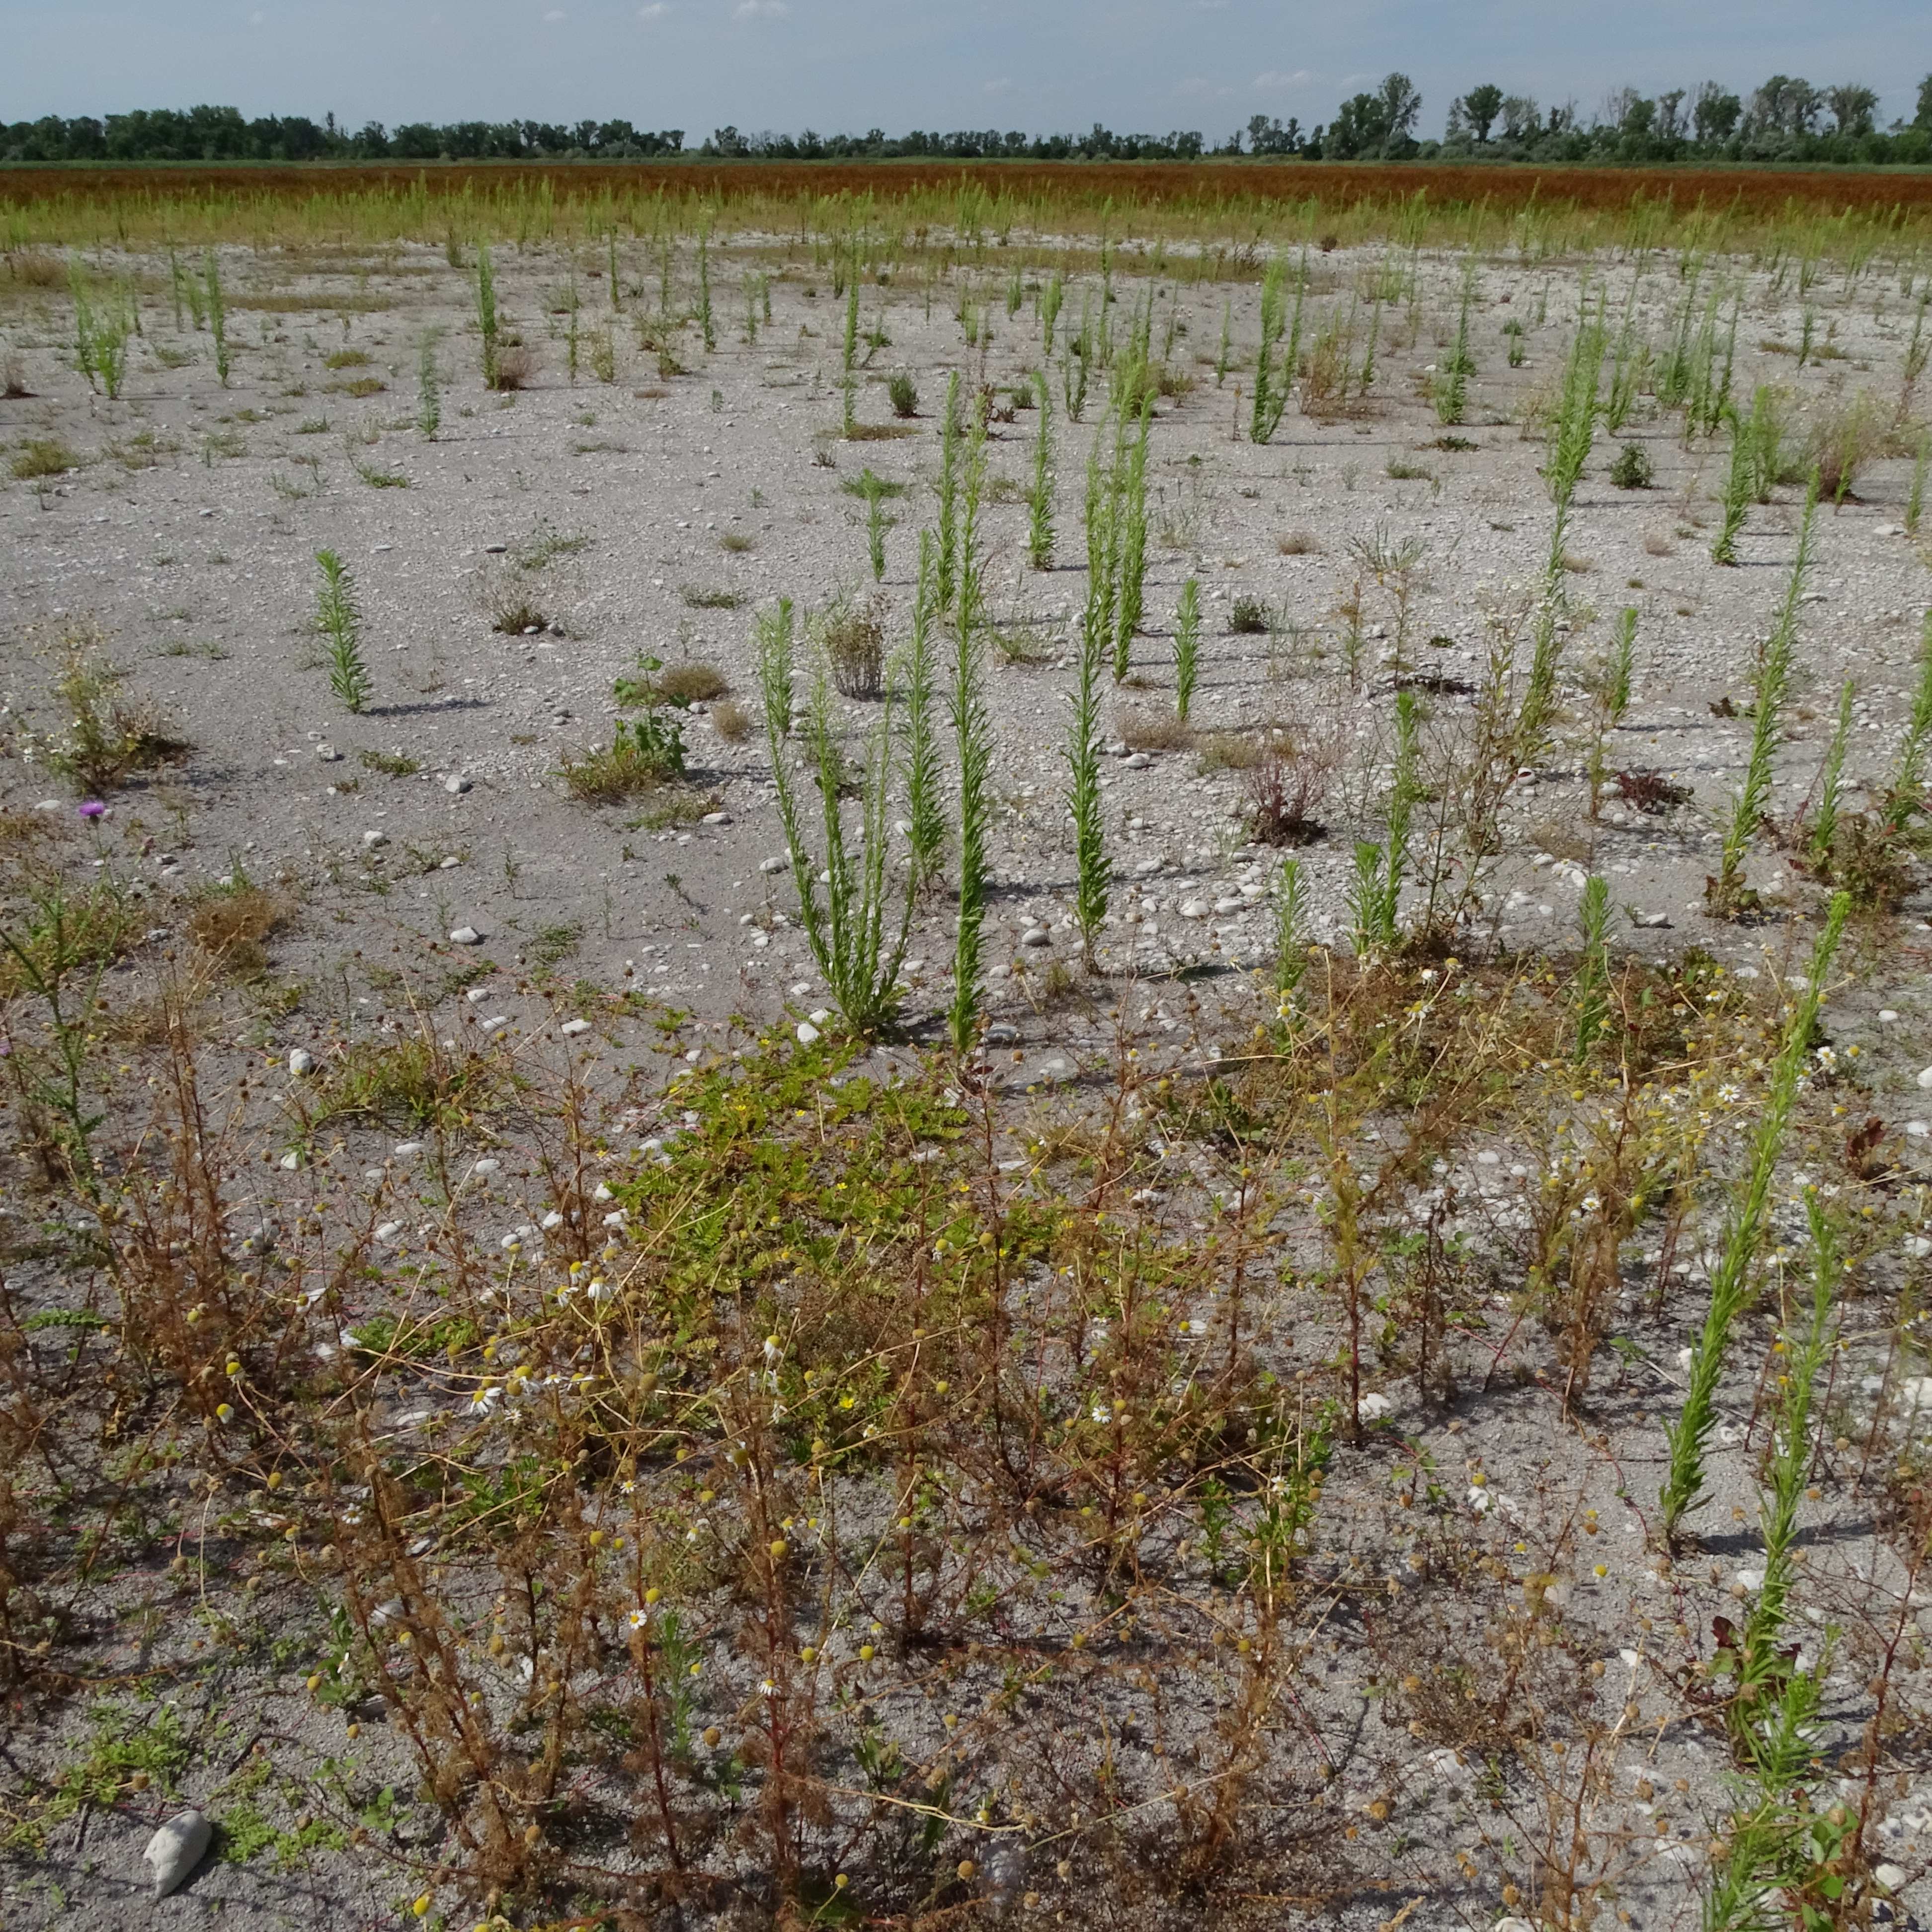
[1461,82,1504,141]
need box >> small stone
[315,742,341,762]
[1632,911,1672,930]
[1213,896,1244,914]
[1020,925,1051,947]
[444,775,472,795]
[809,1008,831,1025]
[559,1018,590,1036]
[374,1220,403,1243]
[1123,751,1153,769]
[1879,1008,1900,1022]
[287,1048,314,1078]
[439,855,460,869]
[701,811,730,825]
[1179,899,1209,920]
[361,829,388,849]
[144,1809,212,1898]
[760,854,791,874]
[796,1021,821,1046]
[986,1023,1019,1045]
[279,1151,300,1170]
[449,926,482,945]
[1919,1066,1932,1090]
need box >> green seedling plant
[204,249,228,385]
[314,549,371,714]
[936,371,961,615]
[1585,605,1638,817]
[1251,257,1288,443]
[1712,406,1755,564]
[1573,876,1611,1059]
[1067,534,1111,972]
[698,228,714,352]
[417,329,441,438]
[1271,855,1308,1013]
[841,257,860,437]
[947,543,993,1051]
[1027,372,1054,568]
[1435,257,1475,425]
[850,468,893,582]
[765,665,913,1040]
[1711,479,1818,914]
[477,242,499,389]
[1887,608,1932,818]
[1659,889,1848,1544]
[1041,269,1063,350]
[1173,577,1200,722]
[1805,677,1854,872]
[1113,400,1151,678]
[1907,434,1928,538]
[1347,690,1419,957]
[902,535,947,887]
[756,596,795,742]
[611,654,691,779]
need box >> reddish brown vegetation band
[3,159,1931,219]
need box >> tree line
[5,76,1932,168]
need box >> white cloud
[984,76,1013,94]
[1252,69,1311,91]
[543,5,565,16]
[638,1,670,16]
[248,7,264,21]
[734,0,788,14]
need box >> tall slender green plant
[698,229,714,352]
[1250,258,1287,443]
[1112,401,1151,679]
[1885,608,1932,817]
[1659,890,1848,1543]
[314,550,371,713]
[1040,270,1063,350]
[756,597,796,742]
[1173,577,1201,722]
[1573,876,1611,1059]
[68,264,98,391]
[841,257,860,437]
[1711,406,1755,564]
[947,560,992,1054]
[1271,857,1308,1005]
[1907,433,1928,538]
[762,665,914,1041]
[1806,677,1854,871]
[417,330,441,438]
[476,242,498,389]
[1435,257,1475,425]
[936,371,961,615]
[1586,605,1638,816]
[1712,480,1818,913]
[1026,372,1054,569]
[1348,691,1419,956]
[1067,549,1111,972]
[204,249,229,386]
[902,535,947,887]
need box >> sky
[3,0,1927,138]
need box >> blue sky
[3,0,1927,137]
